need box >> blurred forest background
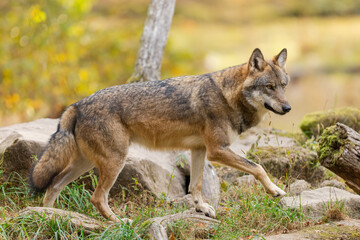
[1,0,360,131]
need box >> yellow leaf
[79,69,88,81]
[30,5,47,23]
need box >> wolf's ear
[248,48,266,72]
[273,48,287,68]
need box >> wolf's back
[29,106,78,192]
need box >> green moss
[300,107,360,138]
[317,125,345,165]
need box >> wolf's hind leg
[189,148,215,218]
[76,120,130,222]
[43,156,94,207]
[90,155,126,222]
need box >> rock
[266,219,360,240]
[230,127,298,158]
[19,207,105,232]
[289,180,311,196]
[172,194,194,209]
[146,208,220,240]
[109,146,220,202]
[280,187,360,219]
[181,154,220,203]
[0,118,59,179]
[221,171,244,183]
[0,119,220,202]
[235,175,256,188]
[300,107,360,138]
[247,146,326,185]
[320,179,346,190]
[110,146,188,199]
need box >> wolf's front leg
[202,127,286,198]
[189,148,216,218]
[207,146,286,197]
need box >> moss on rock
[317,125,345,165]
[300,107,360,138]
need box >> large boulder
[300,107,360,138]
[280,187,360,219]
[0,119,219,202]
[0,119,58,179]
[247,146,326,185]
[111,146,220,201]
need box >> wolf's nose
[282,104,291,113]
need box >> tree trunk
[318,123,360,195]
[128,0,176,83]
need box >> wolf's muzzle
[264,103,291,115]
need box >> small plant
[322,198,347,222]
[89,219,143,240]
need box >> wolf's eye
[281,83,287,88]
[266,84,275,90]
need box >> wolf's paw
[195,203,216,218]
[269,185,286,198]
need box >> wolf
[30,48,291,221]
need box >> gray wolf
[30,48,291,221]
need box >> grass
[0,166,309,239]
[213,184,306,239]
[321,198,347,222]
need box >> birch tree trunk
[318,123,360,195]
[128,0,176,83]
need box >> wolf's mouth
[264,103,286,115]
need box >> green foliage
[56,181,98,217]
[0,0,139,120]
[0,0,209,124]
[89,221,143,240]
[0,171,41,211]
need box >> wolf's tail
[29,105,78,192]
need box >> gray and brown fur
[30,48,291,221]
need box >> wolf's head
[242,48,291,115]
